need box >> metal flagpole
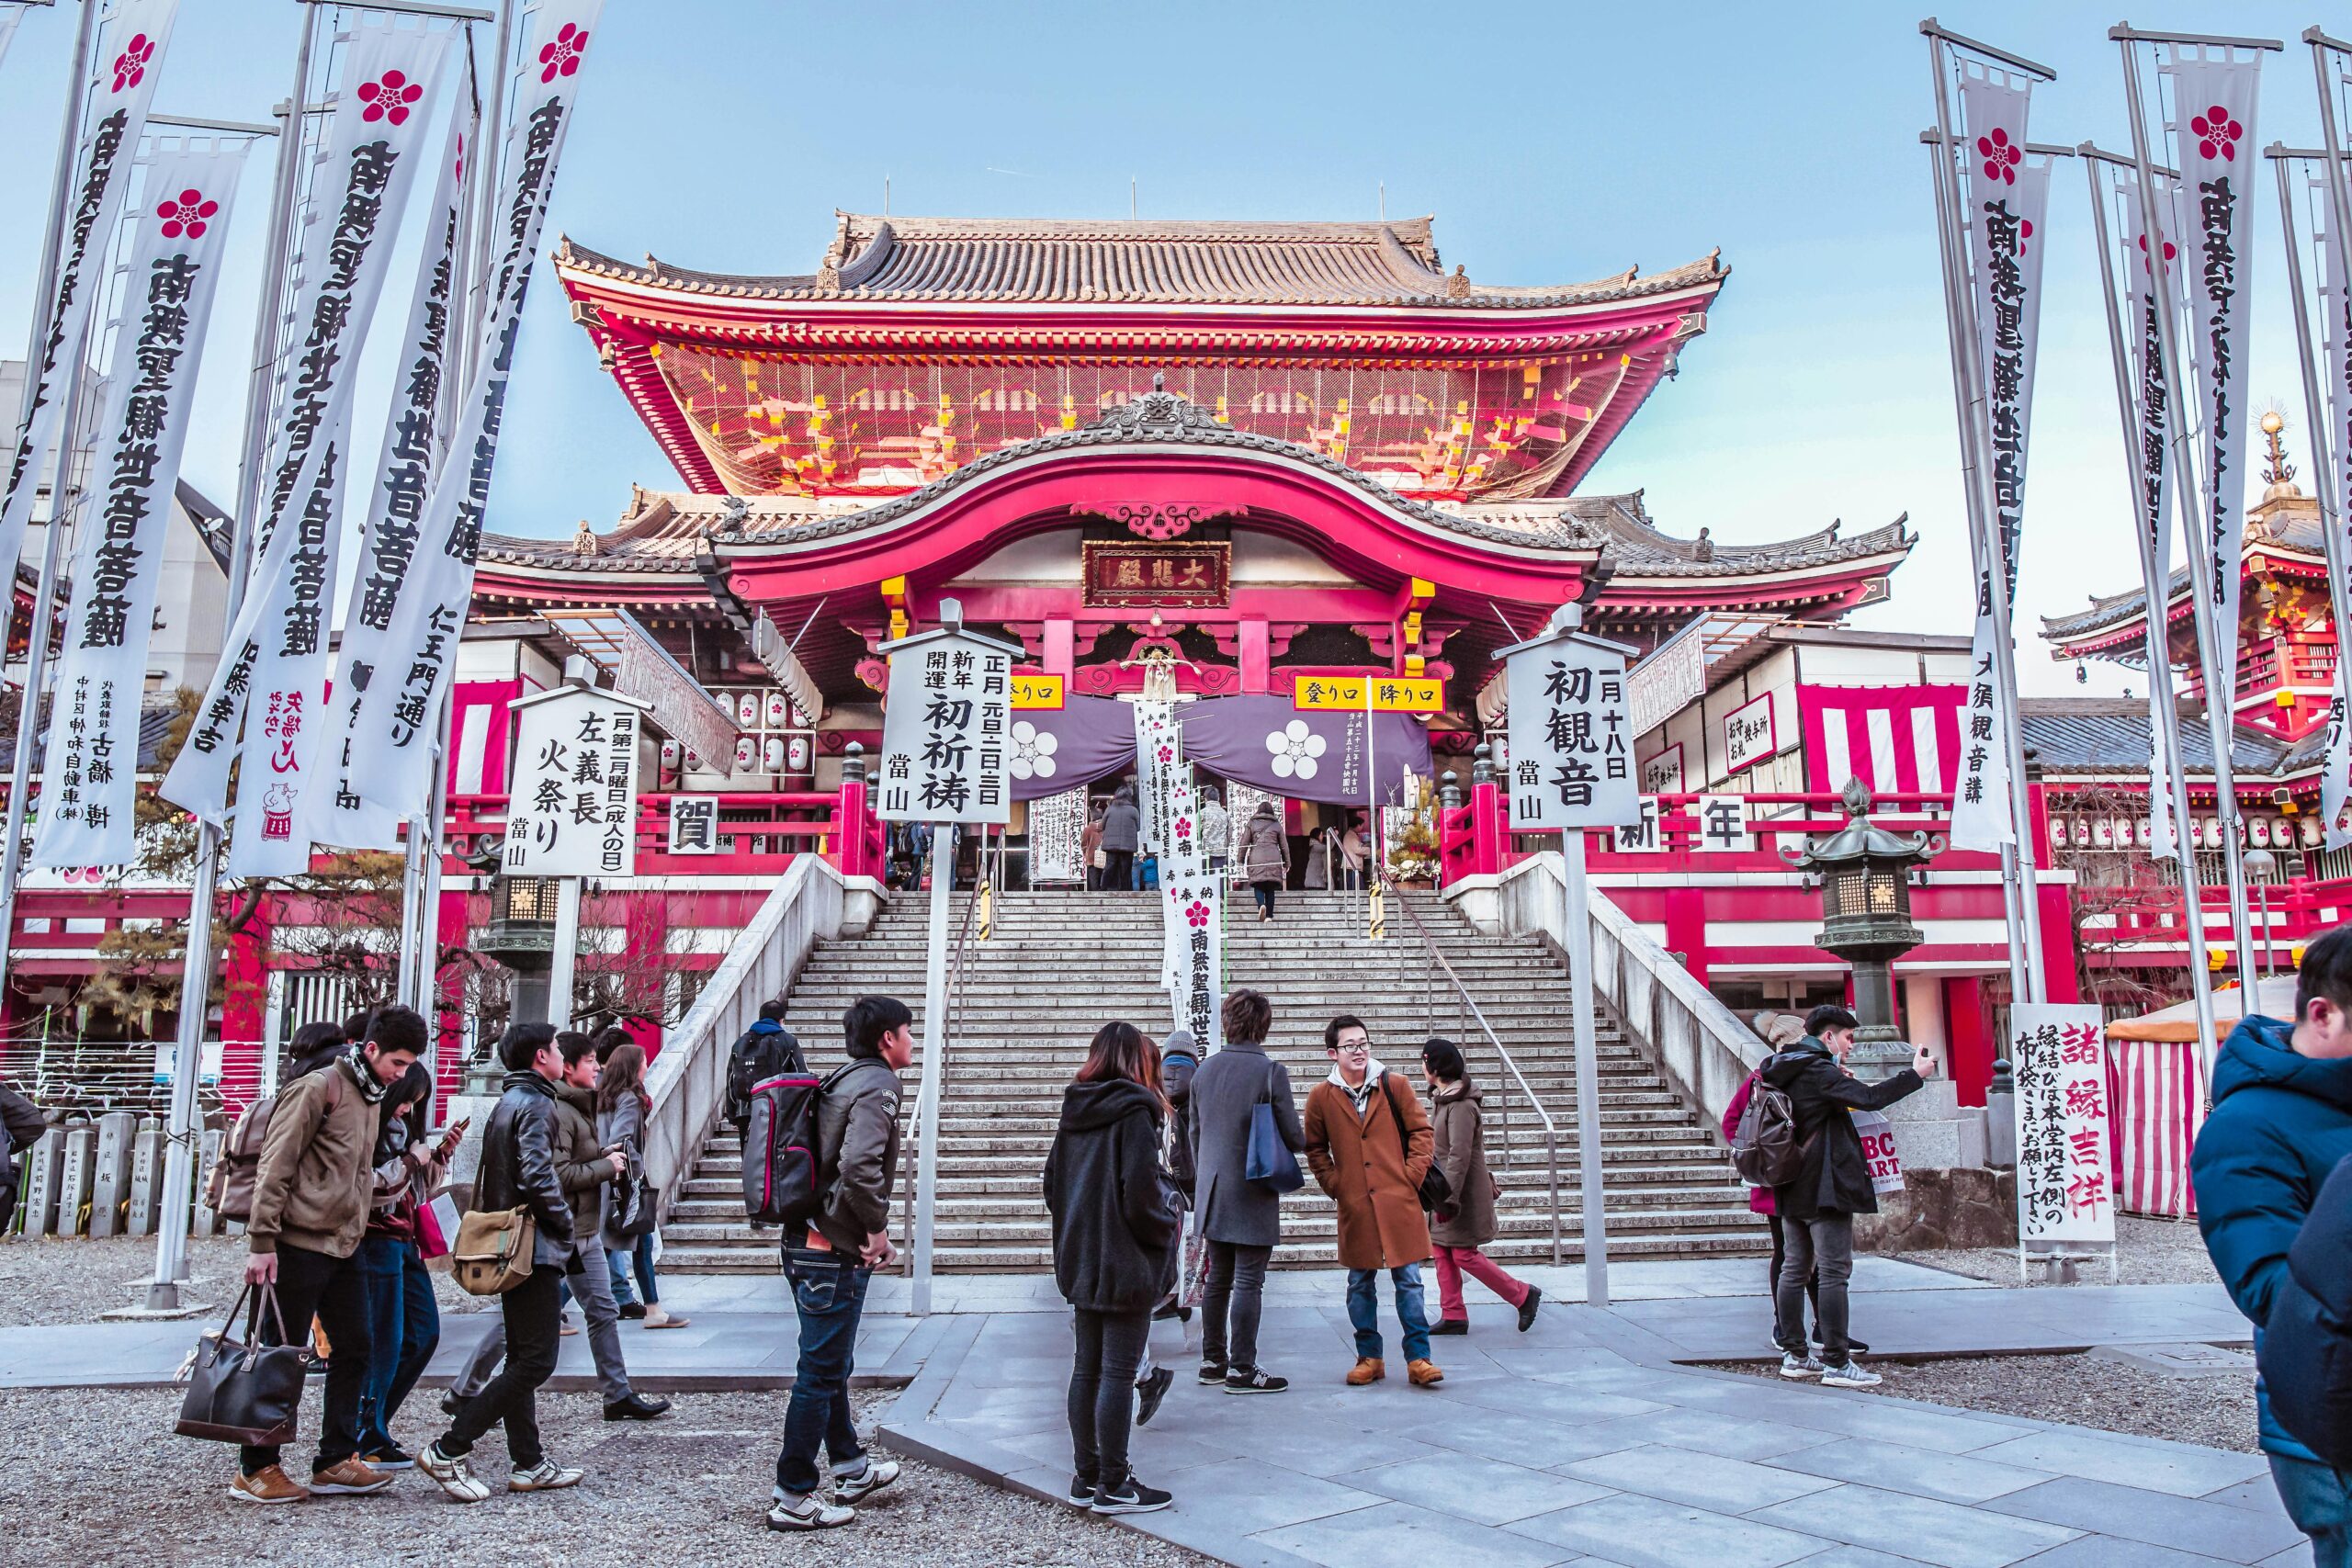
[2272,141,2352,850]
[2115,28,2264,987]
[546,875,579,1026]
[2081,144,2221,1073]
[462,0,514,389]
[1917,120,2035,1010]
[910,827,952,1316]
[0,0,99,1009]
[1923,29,2050,1005]
[1560,825,1607,1307]
[146,6,320,1312]
[2305,28,2352,850]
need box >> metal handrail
[1376,869,1562,1266]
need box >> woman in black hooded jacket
[1043,1021,1182,1515]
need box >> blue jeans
[775,1247,872,1498]
[2272,1454,2352,1568]
[1345,1263,1430,1363]
[356,1235,438,1453]
[605,1234,659,1308]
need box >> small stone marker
[2086,1341,2256,1377]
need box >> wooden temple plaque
[1081,540,1231,608]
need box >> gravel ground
[0,1235,492,1325]
[1707,1351,2260,1454]
[1895,1213,2222,1288]
[0,1386,1211,1567]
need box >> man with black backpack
[727,1000,806,1137]
[0,1080,48,1233]
[1754,1004,1930,1389]
[2193,926,2352,1564]
[765,995,910,1532]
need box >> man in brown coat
[1303,1014,1442,1387]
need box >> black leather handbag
[175,1283,307,1447]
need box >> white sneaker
[508,1460,584,1492]
[768,1492,856,1529]
[1820,1359,1882,1389]
[418,1443,491,1504]
[1778,1351,1825,1380]
[834,1459,899,1503]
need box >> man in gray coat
[1186,988,1303,1394]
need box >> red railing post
[836,743,878,880]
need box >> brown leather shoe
[230,1464,308,1505]
[308,1457,396,1495]
[1345,1356,1385,1386]
[1407,1359,1445,1387]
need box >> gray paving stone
[1965,1429,2271,1500]
[1568,1406,1845,1463]
[1764,1437,2053,1506]
[1434,1374,1671,1424]
[1748,1483,2082,1568]
[1256,1498,1583,1568]
[1781,1549,1941,1568]
[1755,1393,2047,1455]
[1563,1444,1841,1513]
[1220,1416,1452,1480]
[1348,1450,1616,1525]
[1415,1405,1656,1468]
[2256,1540,2315,1567]
[1503,1491,1833,1568]
[1998,1538,2236,1566]
[2196,1477,2291,1519]
[1981,1478,2307,1562]
[1142,1459,1385,1535]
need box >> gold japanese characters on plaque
[1080,541,1231,608]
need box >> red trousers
[1430,1244,1530,1321]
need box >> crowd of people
[1076,782,1368,921]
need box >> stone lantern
[1781,777,1943,1075]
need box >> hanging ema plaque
[1080,540,1229,608]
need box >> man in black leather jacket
[421,1023,586,1503]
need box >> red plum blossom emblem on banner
[1975,127,2021,185]
[1182,898,1211,928]
[157,189,217,240]
[1266,720,1326,782]
[358,69,424,125]
[2016,219,2032,257]
[111,32,153,93]
[2138,231,2176,274]
[539,21,589,83]
[2191,104,2242,162]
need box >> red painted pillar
[1471,778,1505,875]
[2038,881,2080,1002]
[1944,976,1992,1106]
[1238,620,1271,695]
[1664,886,1707,985]
[431,885,469,1118]
[1042,618,1074,678]
[838,773,875,878]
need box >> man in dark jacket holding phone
[421,1022,585,1504]
[1760,1004,1931,1389]
[2193,927,2352,1564]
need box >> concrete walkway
[3,1262,2294,1566]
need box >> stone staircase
[660,889,1768,1273]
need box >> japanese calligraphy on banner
[1695,795,1752,852]
[502,685,645,878]
[311,99,469,852]
[30,139,250,870]
[1134,699,1179,852]
[1639,745,1683,795]
[1502,631,1640,829]
[164,18,456,852]
[1011,672,1065,710]
[1723,693,1777,775]
[1293,675,1444,713]
[666,795,718,855]
[2162,47,2262,699]
[1027,785,1088,883]
[2010,1002,2116,1245]
[2319,164,2352,849]
[1161,869,1223,1050]
[340,0,605,830]
[2118,164,2186,857]
[1612,798,1661,853]
[876,631,1013,825]
[0,0,179,594]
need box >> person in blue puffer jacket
[2192,925,2352,1567]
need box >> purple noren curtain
[1173,694,1430,807]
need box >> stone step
[663,1204,1764,1250]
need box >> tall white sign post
[1499,604,1643,1307]
[501,665,648,1027]
[876,598,1016,1316]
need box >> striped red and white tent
[2102,977,2295,1217]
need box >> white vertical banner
[874,630,1014,826]
[499,685,645,878]
[1948,72,2051,854]
[341,1,605,822]
[1133,699,1177,854]
[29,140,251,869]
[308,99,468,852]
[1162,869,1223,1048]
[1502,633,1641,830]
[162,18,457,859]
[2319,165,2352,849]
[2162,50,2263,700]
[0,0,180,581]
[0,4,35,77]
[2117,166,2186,857]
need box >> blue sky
[0,2,2339,698]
